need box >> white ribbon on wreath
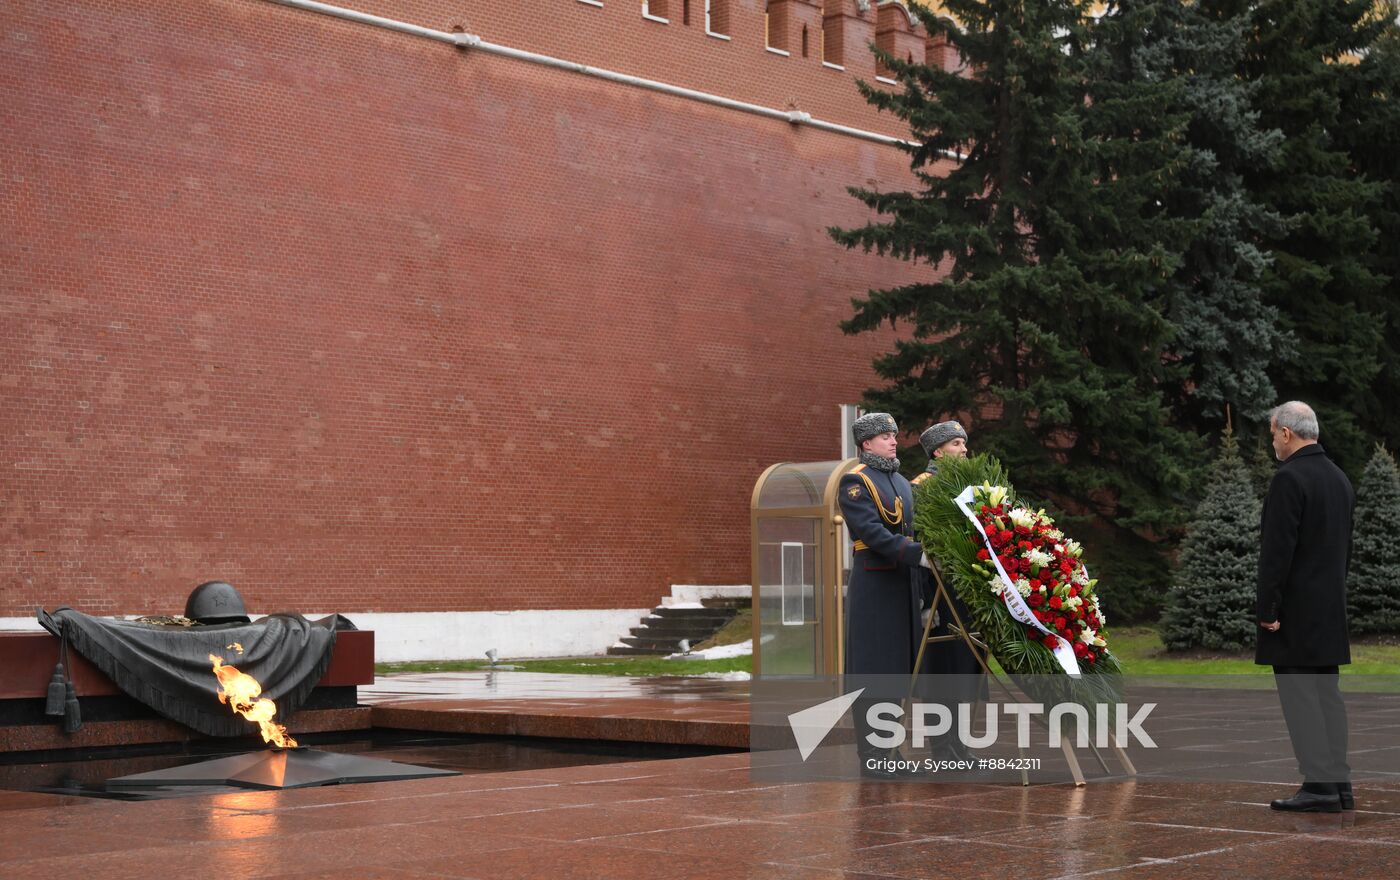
[954,485,1081,677]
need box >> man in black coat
[839,412,930,774]
[1257,400,1356,813]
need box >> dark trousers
[852,697,885,758]
[1273,665,1350,787]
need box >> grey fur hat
[920,420,968,456]
[852,412,898,445]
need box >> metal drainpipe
[263,0,962,159]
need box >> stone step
[609,594,745,656]
[606,645,673,656]
[649,606,737,622]
[617,635,694,651]
[630,623,715,637]
[700,597,752,610]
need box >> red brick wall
[0,0,947,617]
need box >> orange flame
[209,654,298,748]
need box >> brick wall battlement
[307,0,957,138]
[1,0,949,619]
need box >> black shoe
[1338,783,1355,811]
[1270,787,1342,813]
[925,739,961,764]
[948,739,980,763]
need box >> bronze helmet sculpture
[184,581,251,625]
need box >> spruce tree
[1090,0,1290,426]
[1347,445,1400,633]
[1250,433,1278,499]
[1162,425,1261,651]
[1333,6,1400,450]
[1204,0,1390,471]
[831,0,1200,535]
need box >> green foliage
[912,453,1122,706]
[1071,520,1171,624]
[1333,6,1400,454]
[1206,0,1392,471]
[838,0,1400,621]
[1250,435,1280,499]
[833,0,1203,537]
[1091,0,1290,425]
[1348,445,1400,633]
[1161,427,1261,651]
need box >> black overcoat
[839,464,924,676]
[1256,444,1355,667]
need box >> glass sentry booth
[750,459,860,677]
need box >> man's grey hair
[1270,401,1320,440]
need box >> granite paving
[4,752,1399,879]
[3,672,1398,877]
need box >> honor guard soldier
[913,420,988,760]
[840,413,930,775]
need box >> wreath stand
[907,566,1136,787]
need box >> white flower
[1064,539,1083,558]
[979,483,1009,508]
[1014,577,1032,597]
[1008,507,1036,529]
[988,578,1005,596]
[1078,628,1097,645]
[1026,548,1053,569]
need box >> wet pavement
[4,672,1399,876]
[3,750,1399,879]
[359,670,753,703]
[363,672,751,748]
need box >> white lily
[979,483,1009,508]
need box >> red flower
[1054,617,1067,631]
[1043,635,1058,649]
[1028,593,1044,607]
[1048,596,1063,610]
[976,548,990,561]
